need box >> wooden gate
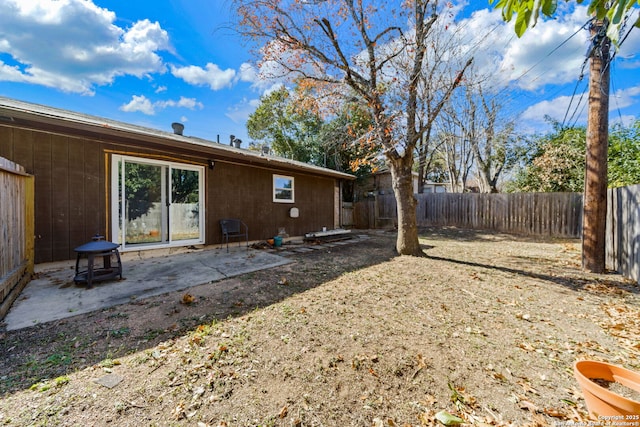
[341,202,354,228]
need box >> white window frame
[273,174,295,203]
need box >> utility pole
[582,19,610,273]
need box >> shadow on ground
[0,232,398,395]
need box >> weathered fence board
[606,185,640,283]
[0,157,34,321]
[356,192,582,238]
[353,199,376,229]
[415,192,583,238]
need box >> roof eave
[0,97,356,181]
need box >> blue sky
[0,0,638,146]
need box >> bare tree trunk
[582,21,610,273]
[389,155,422,256]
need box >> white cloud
[610,85,640,110]
[520,84,640,128]
[616,8,640,63]
[170,63,236,90]
[225,97,261,123]
[120,95,203,115]
[520,95,576,124]
[237,62,258,83]
[453,5,591,91]
[120,95,155,115]
[0,0,170,94]
[500,11,589,90]
[156,96,204,110]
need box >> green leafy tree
[318,101,378,202]
[609,119,640,187]
[507,125,586,192]
[247,86,323,163]
[506,120,640,192]
[319,101,379,173]
[124,163,161,220]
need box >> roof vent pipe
[171,122,184,135]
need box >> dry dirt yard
[1,227,639,427]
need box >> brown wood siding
[0,128,110,263]
[0,126,13,159]
[68,137,86,252]
[1,123,339,263]
[207,161,335,243]
[51,134,70,261]
[83,141,103,244]
[32,131,53,263]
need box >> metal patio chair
[220,219,249,252]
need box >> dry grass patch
[1,228,639,426]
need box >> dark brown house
[0,97,354,264]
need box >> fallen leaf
[181,293,196,305]
[491,371,507,381]
[519,399,539,413]
[422,394,437,406]
[435,410,465,425]
[172,401,186,420]
[543,407,566,418]
[518,342,536,352]
[279,405,288,419]
[517,379,540,395]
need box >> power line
[561,57,589,127]
[485,18,593,122]
[512,18,593,87]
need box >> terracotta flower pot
[574,360,640,417]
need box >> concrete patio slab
[3,247,292,331]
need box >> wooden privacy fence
[355,192,583,238]
[606,184,640,283]
[0,157,34,321]
[418,192,583,237]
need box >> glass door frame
[111,154,205,251]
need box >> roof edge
[0,96,356,181]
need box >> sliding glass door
[112,155,204,249]
[170,167,202,242]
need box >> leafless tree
[232,0,472,255]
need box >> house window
[273,174,294,203]
[111,155,205,250]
